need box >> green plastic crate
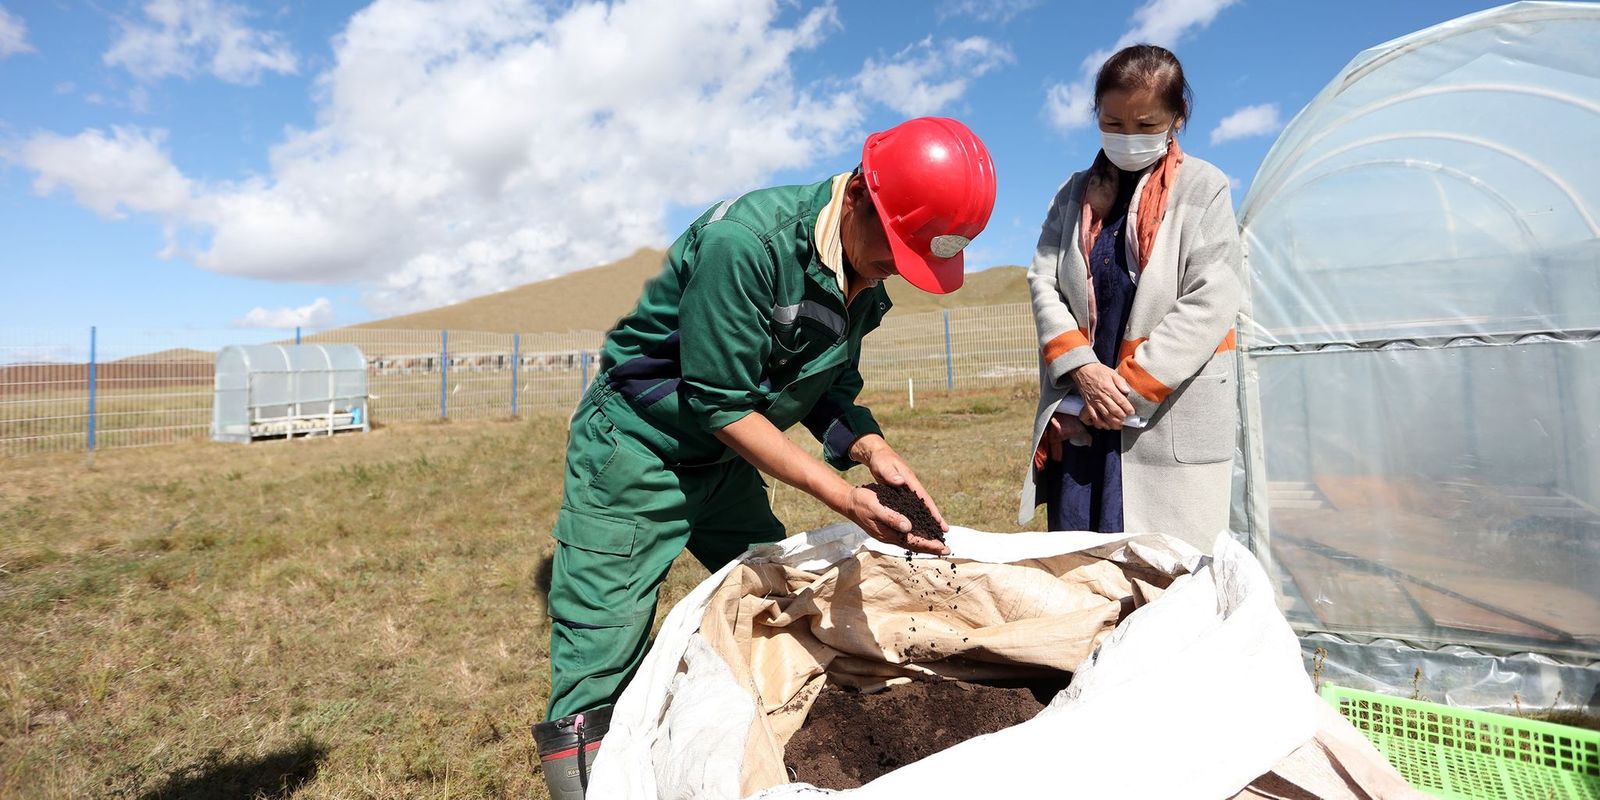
[1321,683,1600,800]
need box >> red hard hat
[861,117,997,294]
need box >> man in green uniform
[532,117,997,798]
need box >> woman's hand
[1071,362,1135,430]
[1038,412,1091,467]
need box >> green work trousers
[543,385,785,721]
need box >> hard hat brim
[886,224,964,294]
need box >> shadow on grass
[534,551,555,598]
[137,739,326,800]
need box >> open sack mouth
[587,526,1422,799]
[710,530,1175,792]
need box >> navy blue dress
[1046,172,1140,533]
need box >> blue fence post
[511,334,520,417]
[440,329,449,419]
[87,326,97,452]
[942,310,954,391]
[295,326,302,345]
[579,350,591,398]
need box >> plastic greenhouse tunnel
[1231,0,1599,710]
[211,344,371,443]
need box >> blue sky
[0,0,1513,333]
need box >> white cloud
[1114,0,1240,52]
[1227,173,1243,192]
[0,5,33,58]
[128,85,152,114]
[234,297,334,329]
[857,36,1012,117]
[1043,0,1240,133]
[21,127,194,218]
[105,0,297,84]
[30,0,998,315]
[1044,82,1095,134]
[1211,102,1281,144]
[67,86,152,112]
[938,0,1040,24]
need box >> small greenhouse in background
[211,344,370,443]
[1233,1,1599,708]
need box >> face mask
[1101,130,1170,171]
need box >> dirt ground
[785,677,1068,789]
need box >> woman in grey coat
[1021,45,1245,552]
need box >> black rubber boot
[532,705,612,800]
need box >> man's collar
[812,172,852,298]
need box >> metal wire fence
[0,303,1039,457]
[860,304,1038,392]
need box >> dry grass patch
[0,386,1036,798]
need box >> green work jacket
[596,177,889,469]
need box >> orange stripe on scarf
[1042,328,1091,363]
[1134,139,1183,273]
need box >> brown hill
[882,265,1027,316]
[0,361,213,395]
[354,248,1028,334]
[115,347,214,363]
[352,248,667,335]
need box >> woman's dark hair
[1093,44,1193,125]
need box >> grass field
[0,384,1038,799]
[0,368,595,457]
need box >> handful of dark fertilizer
[863,482,944,542]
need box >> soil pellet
[864,483,944,542]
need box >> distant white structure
[211,344,370,443]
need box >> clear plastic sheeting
[1234,0,1600,694]
[1302,635,1600,711]
[1239,1,1600,348]
[211,344,370,443]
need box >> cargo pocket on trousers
[548,506,640,627]
[1170,370,1238,465]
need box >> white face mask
[1101,130,1170,171]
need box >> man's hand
[848,434,949,555]
[837,485,948,556]
[1072,362,1134,430]
[714,415,948,555]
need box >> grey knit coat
[1019,155,1245,552]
